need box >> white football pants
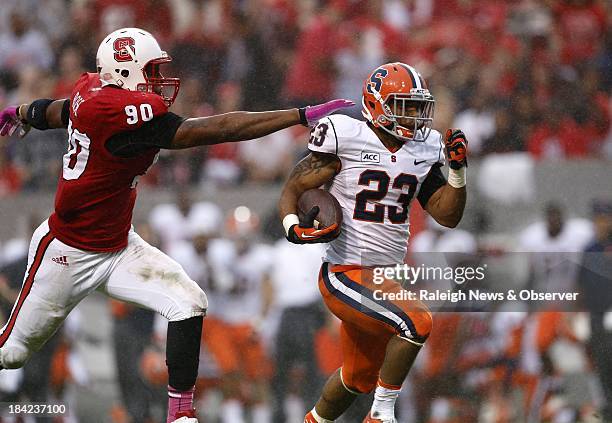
[0,220,207,369]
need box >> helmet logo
[367,67,388,95]
[113,37,135,62]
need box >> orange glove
[285,206,338,244]
[444,129,468,170]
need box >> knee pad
[413,309,433,343]
[399,306,432,346]
[340,367,377,394]
[0,345,31,369]
[181,279,208,316]
[189,286,208,314]
[167,281,208,321]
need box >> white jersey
[308,115,445,266]
[212,242,274,324]
[166,238,230,317]
[518,218,594,292]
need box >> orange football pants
[202,317,272,380]
[318,263,432,393]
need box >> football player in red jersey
[0,27,353,423]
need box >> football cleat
[171,409,198,423]
[362,412,397,423]
[305,410,337,423]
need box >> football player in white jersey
[278,63,468,423]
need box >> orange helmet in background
[362,62,435,142]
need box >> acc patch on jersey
[361,151,380,163]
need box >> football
[297,189,343,237]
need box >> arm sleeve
[417,162,447,208]
[307,117,339,155]
[61,99,70,127]
[24,99,54,129]
[105,112,186,157]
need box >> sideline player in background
[201,206,275,422]
[0,27,352,423]
[279,63,468,423]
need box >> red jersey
[49,73,168,252]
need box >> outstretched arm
[104,100,352,156]
[278,151,341,243]
[2,97,353,153]
[169,99,353,149]
[170,109,302,149]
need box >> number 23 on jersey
[353,170,418,224]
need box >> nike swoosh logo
[414,159,426,165]
[301,228,329,239]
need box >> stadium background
[0,0,611,422]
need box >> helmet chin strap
[381,119,425,142]
[364,85,399,130]
[380,122,411,142]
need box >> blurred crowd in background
[0,0,611,422]
[0,0,611,194]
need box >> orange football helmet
[362,62,434,141]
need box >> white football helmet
[96,28,180,106]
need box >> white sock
[311,408,334,423]
[252,403,271,423]
[221,399,245,423]
[370,383,401,421]
[286,394,304,422]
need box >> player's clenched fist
[285,206,338,244]
[444,129,468,170]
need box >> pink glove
[0,106,27,137]
[303,99,354,126]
